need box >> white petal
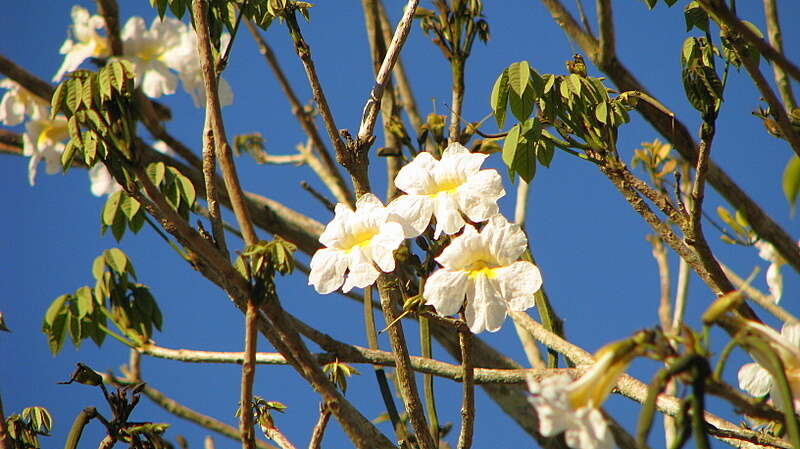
[424,269,469,316]
[308,248,348,294]
[318,204,354,248]
[766,262,783,303]
[440,142,487,177]
[355,193,386,215]
[27,153,42,186]
[456,169,504,223]
[342,247,380,292]
[387,194,433,238]
[364,221,404,272]
[0,91,24,126]
[483,214,528,264]
[738,363,771,397]
[53,42,97,81]
[394,152,437,195]
[140,61,178,98]
[433,192,465,237]
[218,76,234,107]
[494,261,542,311]
[465,274,507,333]
[435,224,481,270]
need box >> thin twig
[260,420,297,449]
[672,258,690,332]
[763,0,796,111]
[192,0,258,246]
[240,300,259,449]
[202,111,229,254]
[300,181,336,212]
[456,326,475,449]
[0,392,10,449]
[244,19,353,205]
[307,403,331,449]
[357,0,419,142]
[719,262,798,324]
[595,0,615,66]
[647,235,672,333]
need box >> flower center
[136,43,164,61]
[38,122,68,149]
[467,260,498,279]
[344,230,377,253]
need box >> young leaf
[105,248,128,275]
[490,69,509,129]
[502,124,521,169]
[103,191,123,226]
[75,286,93,319]
[508,61,530,97]
[509,86,535,122]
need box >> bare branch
[763,0,796,111]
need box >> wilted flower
[389,142,504,238]
[0,79,48,126]
[23,117,68,185]
[755,240,788,303]
[738,321,800,412]
[423,214,542,333]
[52,6,111,82]
[309,194,405,294]
[527,344,636,449]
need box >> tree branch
[763,0,796,111]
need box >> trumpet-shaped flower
[423,214,542,333]
[389,142,504,238]
[121,16,186,98]
[0,79,49,126]
[23,117,68,185]
[527,346,635,449]
[738,321,800,411]
[309,194,405,294]
[53,6,111,82]
[755,240,789,303]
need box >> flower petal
[435,224,481,270]
[766,262,784,303]
[424,269,469,317]
[433,191,465,237]
[364,221,404,272]
[456,169,504,223]
[738,363,772,397]
[387,194,433,238]
[783,322,800,348]
[342,247,380,292]
[394,151,437,195]
[465,274,507,333]
[308,248,348,294]
[140,61,178,98]
[483,214,528,264]
[493,261,542,311]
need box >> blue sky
[1,1,799,448]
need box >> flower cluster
[54,5,233,105]
[309,142,543,333]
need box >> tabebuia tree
[2,0,800,448]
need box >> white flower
[53,6,110,82]
[89,164,122,197]
[527,350,625,449]
[738,321,800,411]
[166,32,234,107]
[423,214,542,333]
[755,240,787,303]
[309,194,405,294]
[389,142,504,238]
[121,16,187,98]
[23,117,68,185]
[0,79,48,126]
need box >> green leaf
[514,139,536,183]
[47,312,68,355]
[66,79,82,113]
[86,109,108,134]
[120,194,141,221]
[147,162,166,187]
[111,212,126,242]
[783,155,800,215]
[84,133,97,165]
[509,86,535,122]
[543,74,556,94]
[105,248,128,275]
[170,0,187,18]
[508,61,530,97]
[490,69,509,129]
[67,115,82,146]
[502,124,521,169]
[61,140,77,171]
[537,140,555,167]
[82,75,95,109]
[103,191,123,226]
[75,286,93,318]
[567,73,582,97]
[68,309,82,348]
[173,172,196,206]
[92,255,105,280]
[595,102,608,124]
[112,61,125,93]
[684,1,708,32]
[51,82,67,118]
[99,66,112,101]
[129,209,145,234]
[44,295,69,327]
